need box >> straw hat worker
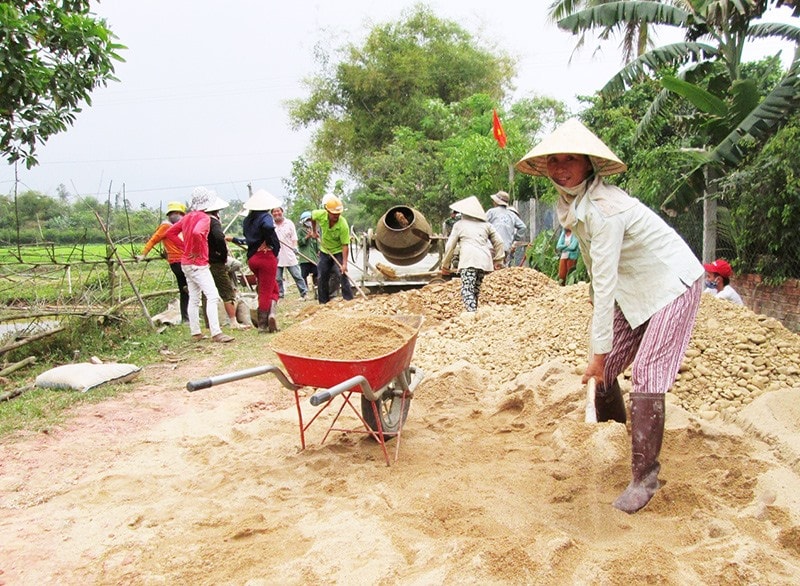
[485,190,527,266]
[241,189,283,332]
[441,196,505,312]
[516,119,704,514]
[163,187,235,343]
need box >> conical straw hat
[515,118,627,177]
[243,189,282,211]
[449,195,486,221]
[203,196,229,212]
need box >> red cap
[703,259,733,278]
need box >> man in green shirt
[310,196,353,303]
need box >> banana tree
[548,0,691,62]
[558,0,800,261]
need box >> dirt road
[2,270,799,584]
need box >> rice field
[0,242,175,306]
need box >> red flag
[492,109,507,148]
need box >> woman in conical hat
[516,119,705,514]
[441,196,505,312]
[241,189,283,332]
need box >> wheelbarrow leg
[366,399,391,466]
[292,389,306,450]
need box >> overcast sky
[1,1,795,209]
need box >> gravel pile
[331,267,800,417]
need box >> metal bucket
[374,206,432,266]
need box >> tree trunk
[702,167,718,263]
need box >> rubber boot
[268,300,278,333]
[613,392,665,514]
[257,309,270,334]
[595,378,627,424]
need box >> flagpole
[492,109,515,197]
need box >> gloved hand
[231,237,246,246]
[135,254,145,262]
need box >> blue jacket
[242,211,280,259]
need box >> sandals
[212,333,235,343]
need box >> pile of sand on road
[2,266,800,584]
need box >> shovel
[584,377,598,423]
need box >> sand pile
[345,267,557,322]
[329,268,800,419]
[271,313,418,360]
[2,266,800,584]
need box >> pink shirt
[274,219,299,267]
[165,211,211,266]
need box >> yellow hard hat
[324,196,344,214]
[166,201,187,215]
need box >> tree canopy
[558,0,800,213]
[0,0,124,168]
[286,6,574,227]
[288,5,515,178]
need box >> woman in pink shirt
[165,187,234,343]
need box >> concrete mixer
[374,205,433,266]
[353,205,447,292]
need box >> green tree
[558,0,800,261]
[14,189,64,223]
[350,94,569,228]
[717,113,800,279]
[288,5,515,179]
[282,156,335,220]
[548,0,687,62]
[0,1,125,167]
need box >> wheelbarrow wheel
[361,388,411,441]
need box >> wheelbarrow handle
[187,365,298,392]
[309,390,333,407]
[187,378,213,392]
[310,375,373,406]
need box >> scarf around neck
[552,176,591,229]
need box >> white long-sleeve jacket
[571,177,704,354]
[442,217,505,272]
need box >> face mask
[167,212,182,223]
[556,178,590,198]
[705,279,717,289]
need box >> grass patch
[0,383,135,436]
[0,293,310,439]
[0,314,187,437]
[0,257,177,305]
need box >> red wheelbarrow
[186,314,424,466]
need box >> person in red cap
[704,259,743,305]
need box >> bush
[719,118,800,280]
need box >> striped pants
[603,277,703,395]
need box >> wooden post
[94,211,156,330]
[703,167,718,263]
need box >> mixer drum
[374,206,433,266]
